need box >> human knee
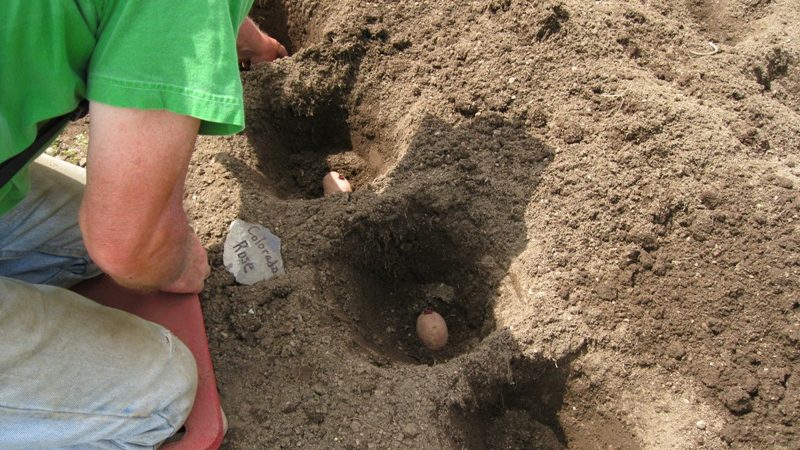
[160,333,198,429]
[120,330,198,448]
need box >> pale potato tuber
[322,171,353,196]
[416,308,448,351]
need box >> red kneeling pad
[73,276,224,450]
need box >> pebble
[402,423,420,438]
[312,383,326,395]
[281,399,300,413]
[696,420,707,430]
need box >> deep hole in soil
[246,2,359,198]
[245,99,368,198]
[449,353,576,450]
[326,200,498,365]
[242,10,384,199]
[319,113,554,365]
[246,85,397,198]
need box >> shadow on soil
[240,13,389,199]
[446,332,581,449]
[322,112,553,366]
[241,57,360,199]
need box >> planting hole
[325,200,500,365]
[448,354,572,449]
[242,8,395,199]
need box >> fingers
[277,42,288,58]
[245,35,288,64]
[261,36,287,62]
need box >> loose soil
[64,0,800,448]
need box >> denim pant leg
[0,277,197,450]
[0,155,101,288]
[0,156,198,449]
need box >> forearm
[117,184,194,291]
[81,102,204,292]
[81,168,194,291]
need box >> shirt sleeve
[87,0,253,135]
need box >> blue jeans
[0,156,197,449]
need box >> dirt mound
[184,0,800,448]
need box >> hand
[162,233,211,294]
[237,18,288,65]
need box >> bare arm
[80,102,209,293]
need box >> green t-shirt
[0,0,254,216]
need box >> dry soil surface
[67,0,800,448]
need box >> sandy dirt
[58,0,799,448]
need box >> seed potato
[416,308,448,351]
